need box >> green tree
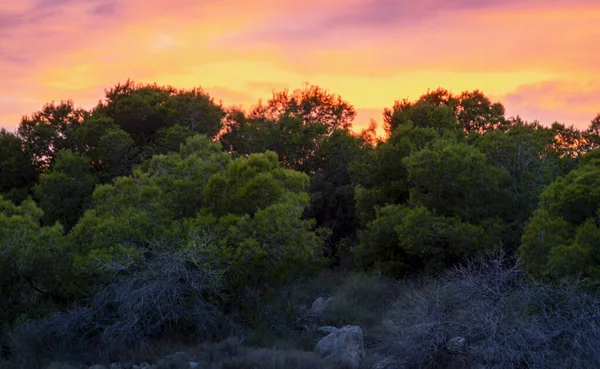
[18,100,88,170]
[252,84,355,133]
[473,120,560,246]
[165,88,224,137]
[0,129,37,202]
[144,134,231,219]
[308,129,368,260]
[519,150,600,281]
[384,88,507,135]
[67,135,323,298]
[355,205,498,277]
[94,80,224,146]
[384,100,459,136]
[72,117,139,182]
[33,150,98,230]
[220,85,355,172]
[0,196,68,324]
[149,124,195,155]
[353,111,460,225]
[404,140,510,223]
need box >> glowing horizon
[1,0,599,134]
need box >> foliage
[0,196,68,325]
[355,205,499,277]
[18,100,88,170]
[220,85,354,173]
[0,129,37,203]
[93,80,224,145]
[3,244,227,367]
[308,129,368,260]
[4,81,600,367]
[33,150,98,230]
[404,139,511,223]
[519,150,600,281]
[367,252,600,369]
[384,88,507,134]
[64,135,323,308]
[352,124,443,224]
[251,84,355,133]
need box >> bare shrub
[369,251,600,369]
[322,273,398,329]
[5,242,230,366]
[162,337,336,369]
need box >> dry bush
[4,243,230,367]
[155,337,336,369]
[322,273,398,329]
[368,251,600,369]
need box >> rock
[139,363,150,369]
[189,362,199,368]
[89,366,108,369]
[446,336,467,354]
[314,325,365,369]
[316,326,338,335]
[308,297,327,316]
[380,319,396,331]
[155,352,188,369]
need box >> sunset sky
[1,0,599,133]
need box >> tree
[355,205,498,277]
[384,100,459,136]
[473,120,560,247]
[67,135,324,299]
[0,129,37,202]
[353,116,459,225]
[252,84,355,133]
[455,90,507,133]
[71,117,138,182]
[404,140,511,224]
[18,100,88,170]
[93,80,224,146]
[220,85,355,173]
[384,88,507,135]
[149,124,196,155]
[144,134,231,219]
[308,129,369,260]
[33,150,98,230]
[0,196,68,324]
[165,88,224,137]
[519,149,600,282]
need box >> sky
[1,0,599,134]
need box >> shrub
[162,337,336,369]
[4,242,229,367]
[322,273,398,329]
[368,252,600,369]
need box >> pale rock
[309,297,327,316]
[314,325,365,368]
[316,326,338,335]
[446,336,467,354]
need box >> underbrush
[367,252,600,369]
[1,245,231,368]
[4,252,600,369]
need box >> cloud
[0,0,599,133]
[89,1,118,16]
[502,80,600,128]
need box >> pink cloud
[502,81,600,128]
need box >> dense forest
[2,81,600,369]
